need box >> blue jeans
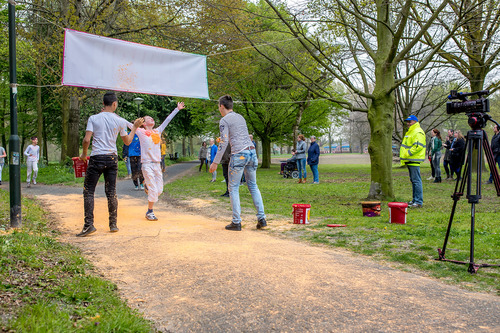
[407,165,423,205]
[309,164,319,183]
[0,163,3,181]
[228,149,266,224]
[124,156,132,175]
[488,155,500,182]
[296,158,306,178]
[432,151,441,178]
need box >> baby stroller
[282,159,299,179]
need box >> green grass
[168,163,500,295]
[0,190,155,332]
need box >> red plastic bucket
[292,204,311,224]
[387,202,408,224]
[72,157,89,178]
[361,201,381,217]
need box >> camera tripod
[437,122,500,273]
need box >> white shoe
[140,184,145,190]
[145,212,158,221]
[426,176,434,180]
[221,179,226,182]
[135,185,139,190]
[33,180,37,185]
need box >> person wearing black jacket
[449,130,466,180]
[307,136,320,184]
[442,129,454,179]
[487,124,500,184]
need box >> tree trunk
[36,71,43,164]
[182,137,186,157]
[61,94,69,162]
[260,137,272,168]
[1,97,6,148]
[367,95,395,200]
[189,137,194,157]
[43,117,48,163]
[67,95,80,158]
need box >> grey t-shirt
[0,147,5,164]
[86,112,128,156]
[213,111,254,164]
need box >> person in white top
[130,102,185,221]
[24,136,40,187]
[77,92,143,237]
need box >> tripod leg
[482,134,500,196]
[467,203,478,274]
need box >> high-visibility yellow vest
[400,122,426,166]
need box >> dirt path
[26,161,499,332]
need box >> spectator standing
[431,129,443,183]
[24,136,40,188]
[0,145,6,186]
[487,124,500,184]
[198,141,208,172]
[210,95,266,231]
[220,144,231,197]
[129,133,145,190]
[442,129,454,180]
[77,92,141,237]
[209,138,218,182]
[122,143,132,179]
[307,136,320,184]
[399,115,426,208]
[449,130,466,181]
[296,134,307,183]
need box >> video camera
[447,90,490,129]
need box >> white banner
[62,29,209,99]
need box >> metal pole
[137,104,140,117]
[8,0,21,228]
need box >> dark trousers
[199,158,207,171]
[430,157,435,177]
[443,159,451,177]
[222,162,229,193]
[129,156,144,186]
[83,155,118,228]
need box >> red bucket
[292,204,311,224]
[72,157,89,178]
[387,202,408,224]
[361,201,381,217]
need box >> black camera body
[447,90,490,129]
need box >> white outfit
[86,112,129,156]
[24,144,40,183]
[129,108,180,202]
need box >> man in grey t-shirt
[210,95,266,231]
[77,92,143,237]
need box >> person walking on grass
[430,129,443,183]
[400,115,426,208]
[220,144,231,197]
[487,124,500,184]
[77,92,142,237]
[129,102,185,221]
[307,136,320,184]
[209,95,267,231]
[449,130,466,181]
[24,136,40,188]
[209,138,218,182]
[198,141,208,172]
[0,145,6,186]
[296,134,307,183]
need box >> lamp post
[133,97,144,117]
[9,0,21,228]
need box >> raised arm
[157,102,185,133]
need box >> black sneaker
[110,224,119,232]
[220,192,229,197]
[225,222,241,231]
[257,218,267,229]
[76,225,96,237]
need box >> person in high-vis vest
[400,115,426,208]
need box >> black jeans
[222,162,229,193]
[199,158,207,171]
[129,156,144,186]
[83,155,118,228]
